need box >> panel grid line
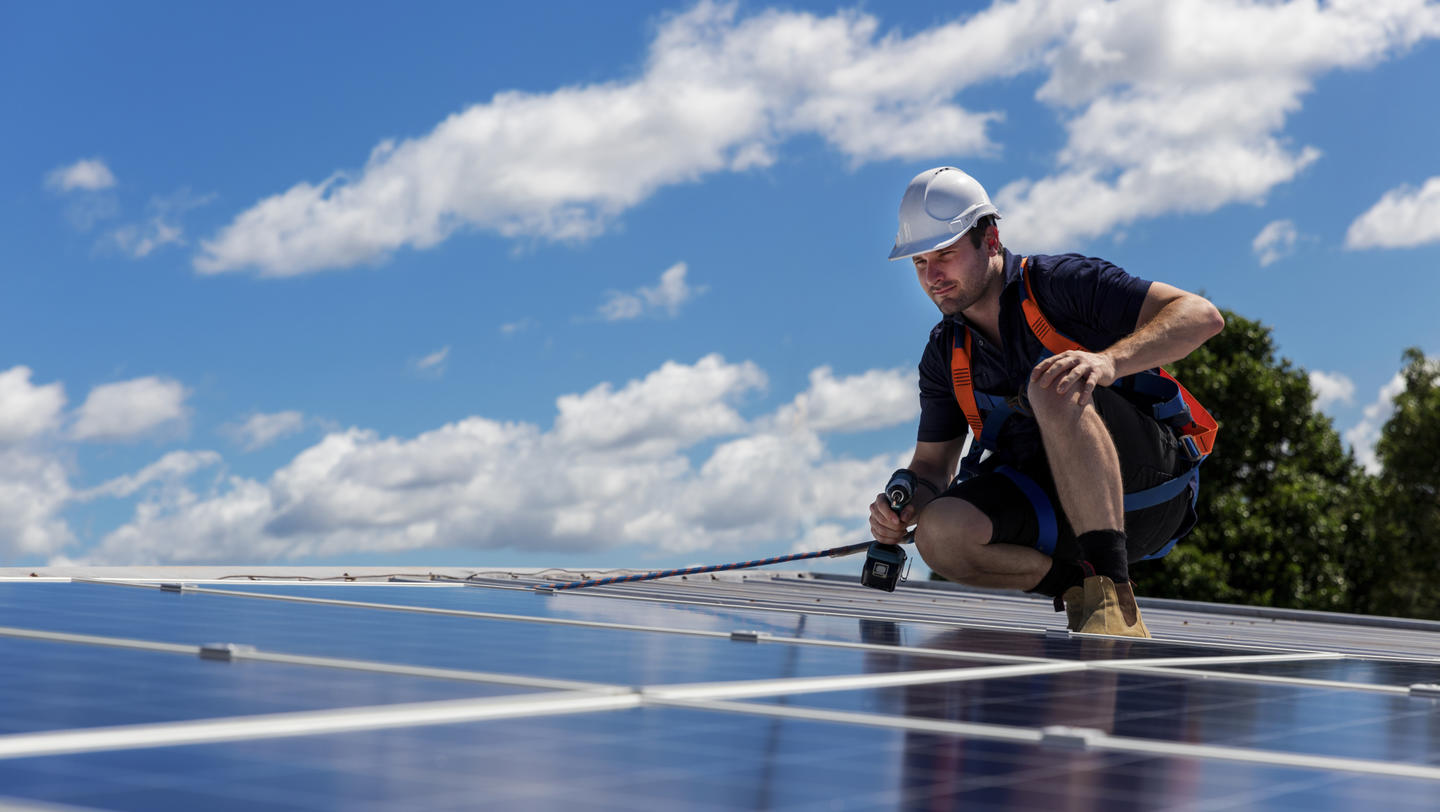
[0,625,618,692]
[651,697,1440,782]
[4,616,1428,705]
[60,580,1440,686]
[0,691,639,760]
[73,576,1440,663]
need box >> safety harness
[949,258,1218,559]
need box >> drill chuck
[885,468,917,512]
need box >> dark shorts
[939,386,1196,563]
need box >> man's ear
[985,226,1001,255]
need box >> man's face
[912,234,993,315]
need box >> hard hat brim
[888,232,965,261]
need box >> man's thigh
[941,388,1193,562]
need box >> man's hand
[869,493,914,545]
[1030,350,1117,407]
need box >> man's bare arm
[1031,283,1224,404]
[1103,282,1225,378]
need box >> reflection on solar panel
[2,568,1439,810]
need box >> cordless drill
[860,469,914,592]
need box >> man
[870,167,1224,637]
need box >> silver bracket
[1409,683,1440,698]
[1040,725,1103,750]
[199,643,256,662]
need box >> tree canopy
[1358,348,1440,618]
[1141,309,1368,611]
[1139,315,1439,619]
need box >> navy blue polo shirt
[917,249,1152,464]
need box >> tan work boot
[1077,576,1150,638]
[1061,586,1086,632]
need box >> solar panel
[2,571,1438,810]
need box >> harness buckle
[1180,434,1201,461]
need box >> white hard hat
[888,167,1000,261]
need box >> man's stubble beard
[935,289,980,316]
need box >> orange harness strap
[949,328,985,440]
[1020,260,1082,355]
[1155,370,1218,458]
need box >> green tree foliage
[1356,349,1440,618]
[1139,309,1370,611]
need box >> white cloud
[999,0,1440,248]
[109,219,184,258]
[413,346,450,377]
[0,368,223,561]
[192,2,1047,276]
[599,294,644,322]
[1345,176,1440,249]
[0,448,75,559]
[223,411,307,452]
[769,366,917,434]
[500,318,536,336]
[192,1,1440,275]
[106,188,216,259]
[79,450,223,500]
[788,521,866,555]
[599,262,705,321]
[1253,219,1299,267]
[1309,370,1355,412]
[47,159,119,231]
[552,353,763,453]
[1344,372,1407,474]
[72,355,914,564]
[0,367,74,559]
[0,366,67,445]
[45,158,116,192]
[71,376,190,442]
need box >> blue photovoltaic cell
[3,579,1438,811]
[0,584,988,688]
[94,581,1287,662]
[1195,657,1440,687]
[0,635,524,735]
[2,707,1438,812]
[745,669,1440,766]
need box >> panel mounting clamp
[1041,725,1104,750]
[199,643,257,662]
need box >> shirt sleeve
[917,322,967,443]
[1028,254,1152,349]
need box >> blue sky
[3,0,1438,574]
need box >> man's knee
[1025,376,1089,427]
[914,497,993,582]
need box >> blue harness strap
[996,465,1058,557]
[1137,468,1200,561]
[994,463,1198,560]
[1122,467,1197,511]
